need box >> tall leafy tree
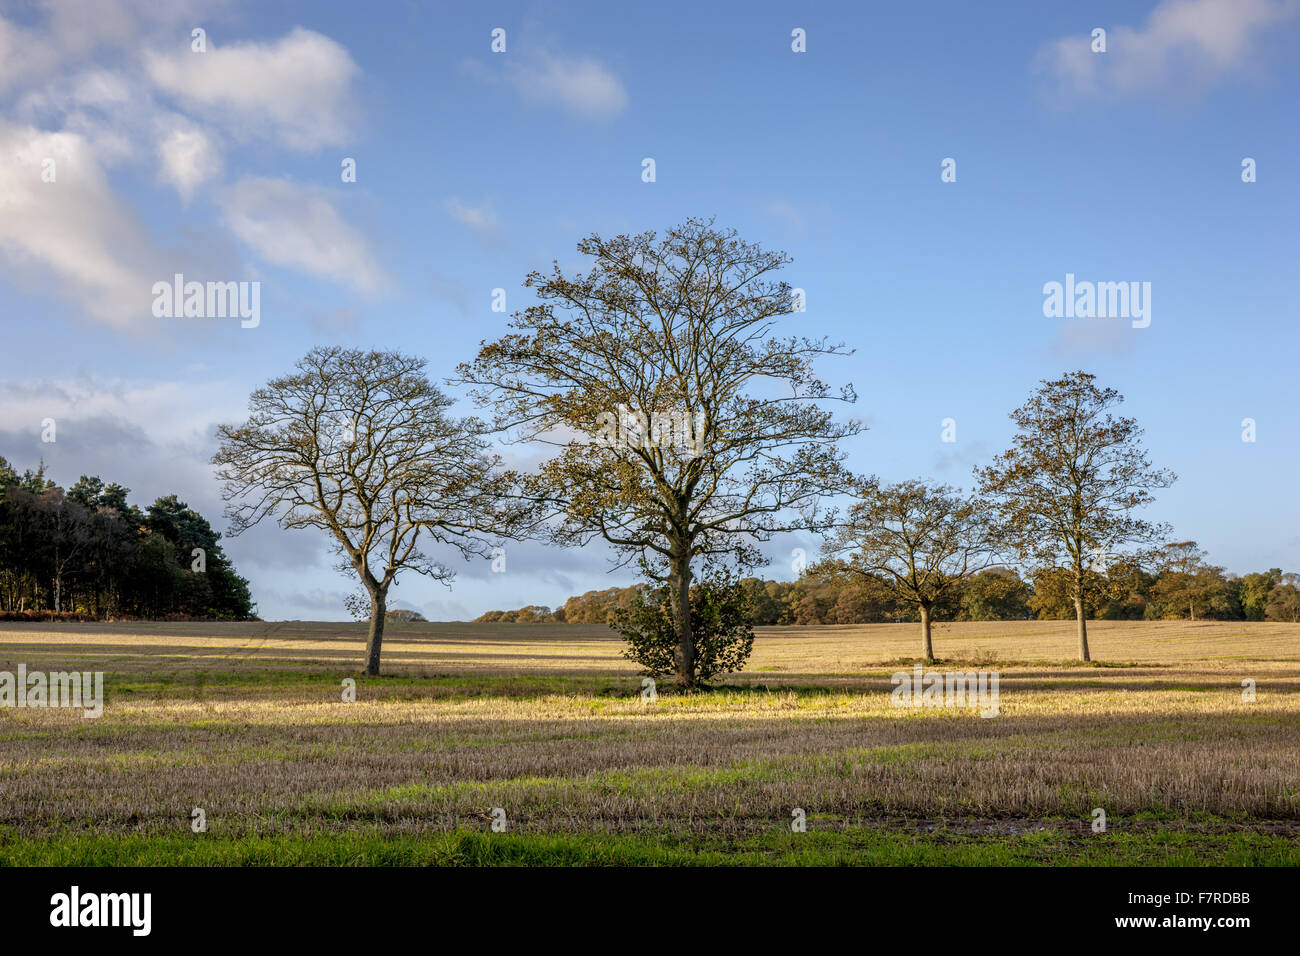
[145,495,252,618]
[1265,573,1300,622]
[959,567,1032,622]
[456,219,863,687]
[1147,541,1241,620]
[977,371,1175,661]
[1240,569,1282,621]
[36,489,93,613]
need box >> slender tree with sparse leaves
[976,371,1175,662]
[819,478,1002,661]
[213,347,522,675]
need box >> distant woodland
[0,457,254,621]
[477,550,1300,626]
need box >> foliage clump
[613,573,753,684]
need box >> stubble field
[1,619,1297,865]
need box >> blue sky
[1,0,1296,620]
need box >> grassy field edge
[3,827,1298,867]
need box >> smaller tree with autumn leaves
[818,478,1002,661]
[976,371,1175,662]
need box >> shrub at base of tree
[613,574,755,686]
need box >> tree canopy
[0,456,253,620]
[213,346,523,674]
[976,371,1176,661]
[456,218,862,685]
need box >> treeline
[0,456,255,620]
[475,543,1300,626]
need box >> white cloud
[445,197,506,249]
[446,198,498,234]
[156,117,222,201]
[1036,0,1300,99]
[68,69,132,107]
[145,27,359,149]
[40,0,219,56]
[0,15,375,329]
[219,177,387,294]
[0,375,241,449]
[471,52,628,118]
[0,3,222,92]
[0,119,160,327]
[11,65,158,170]
[0,16,58,92]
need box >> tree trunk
[919,603,934,662]
[1074,593,1090,662]
[669,551,694,688]
[54,574,62,614]
[365,587,387,676]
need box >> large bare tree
[455,219,863,687]
[819,478,1002,661]
[976,371,1175,661]
[212,347,517,675]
